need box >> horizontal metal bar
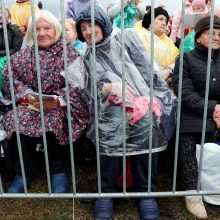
[1,190,220,199]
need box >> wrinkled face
[192,5,205,13]
[65,21,77,44]
[197,28,220,49]
[80,20,104,45]
[153,14,167,36]
[36,18,56,49]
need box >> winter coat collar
[36,37,64,54]
[193,41,220,61]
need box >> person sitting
[0,6,22,57]
[170,0,194,47]
[3,10,88,193]
[173,15,220,219]
[10,0,39,36]
[64,18,87,54]
[136,7,179,85]
[0,6,22,90]
[75,6,176,220]
[184,0,207,52]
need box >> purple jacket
[66,0,103,20]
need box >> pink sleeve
[170,9,182,42]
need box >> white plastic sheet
[196,143,220,205]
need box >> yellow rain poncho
[10,1,39,27]
[136,20,179,69]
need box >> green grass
[1,164,220,219]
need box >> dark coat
[0,23,23,57]
[173,42,220,133]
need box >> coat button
[213,78,216,81]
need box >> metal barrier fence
[0,0,220,202]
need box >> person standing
[76,6,176,220]
[173,15,220,219]
[107,0,146,28]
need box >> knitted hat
[195,15,220,39]
[142,7,169,29]
[192,0,206,9]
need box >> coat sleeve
[95,0,104,9]
[9,26,23,56]
[136,2,146,19]
[52,55,89,141]
[66,0,75,19]
[107,0,129,18]
[170,8,182,43]
[173,54,217,118]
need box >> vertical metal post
[172,0,186,192]
[1,0,28,193]
[90,0,101,194]
[30,0,51,193]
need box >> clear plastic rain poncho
[68,28,177,156]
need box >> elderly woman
[76,6,176,220]
[173,15,220,219]
[2,10,88,193]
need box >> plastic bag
[196,143,220,205]
[84,28,177,156]
[113,3,138,29]
[184,31,195,52]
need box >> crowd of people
[0,0,220,219]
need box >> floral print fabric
[2,38,89,145]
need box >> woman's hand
[126,0,133,4]
[213,105,220,128]
[26,94,39,105]
[102,82,136,100]
[213,116,220,129]
[213,104,220,118]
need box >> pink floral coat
[2,38,89,145]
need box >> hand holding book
[26,93,59,112]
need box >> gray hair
[26,10,62,46]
